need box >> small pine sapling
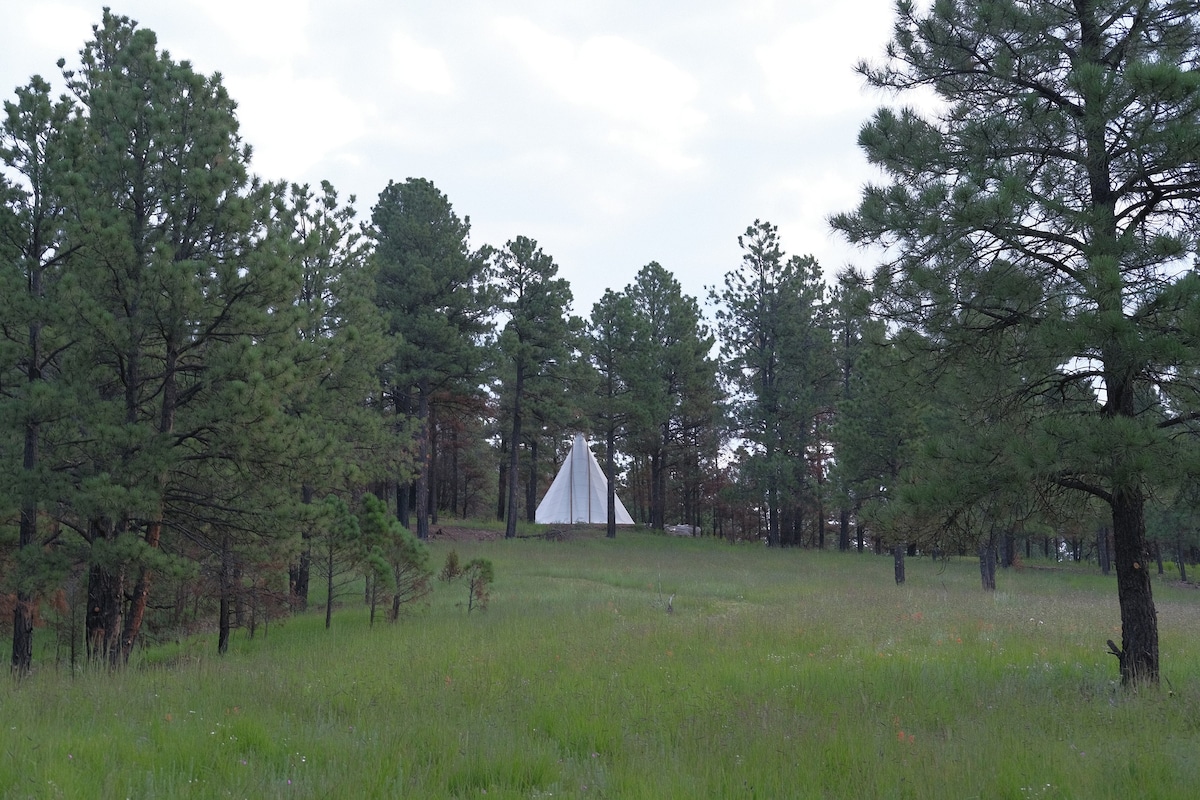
[464,558,493,613]
[359,494,432,623]
[439,549,463,582]
[387,525,432,622]
[437,550,493,612]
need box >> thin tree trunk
[218,533,232,655]
[650,449,666,531]
[505,365,523,539]
[394,388,413,529]
[979,541,997,592]
[606,424,618,538]
[450,423,459,518]
[526,436,538,523]
[396,479,410,529]
[415,381,431,540]
[496,436,508,522]
[325,540,335,630]
[429,402,439,526]
[290,484,314,610]
[817,498,826,550]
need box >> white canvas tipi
[535,433,634,525]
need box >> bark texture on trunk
[979,542,997,592]
[1111,487,1158,685]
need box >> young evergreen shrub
[464,558,493,613]
[439,549,463,582]
[437,550,492,612]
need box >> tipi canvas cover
[535,433,634,525]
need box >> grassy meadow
[4,530,1200,799]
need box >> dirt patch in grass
[429,525,603,542]
[429,526,505,542]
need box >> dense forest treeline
[5,4,1200,686]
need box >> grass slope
[3,531,1200,799]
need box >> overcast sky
[1,1,903,315]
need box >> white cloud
[224,69,371,180]
[389,30,455,95]
[730,92,757,115]
[21,3,94,52]
[493,17,706,172]
[755,10,890,118]
[191,0,311,63]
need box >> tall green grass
[4,531,1200,798]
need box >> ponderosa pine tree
[711,222,833,546]
[372,178,493,540]
[624,263,718,532]
[772,254,837,547]
[828,269,879,551]
[494,236,578,539]
[0,77,75,675]
[284,180,392,611]
[57,11,303,664]
[832,0,1200,684]
[829,323,925,554]
[587,289,640,536]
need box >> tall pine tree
[832,0,1200,684]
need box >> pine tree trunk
[525,437,538,523]
[606,425,618,538]
[429,403,439,525]
[496,437,508,522]
[85,528,124,665]
[396,480,411,529]
[1111,486,1158,685]
[505,365,523,539]
[395,389,412,529]
[979,542,997,592]
[415,381,431,540]
[450,424,459,519]
[650,448,666,530]
[290,484,314,611]
[817,499,826,550]
[218,533,232,655]
[325,540,335,630]
[11,588,33,677]
[12,420,39,676]
[766,480,780,547]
